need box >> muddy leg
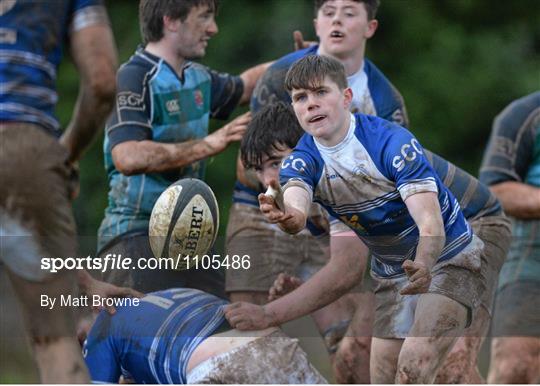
[396,293,467,384]
[436,306,490,383]
[488,337,540,383]
[370,337,403,383]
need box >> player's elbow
[112,144,143,176]
[88,72,116,106]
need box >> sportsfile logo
[392,138,423,172]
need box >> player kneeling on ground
[226,55,492,383]
[83,287,326,384]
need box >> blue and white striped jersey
[280,113,472,278]
[83,288,228,384]
[0,0,108,135]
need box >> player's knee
[396,346,434,384]
[435,348,473,383]
[489,354,537,383]
[333,336,371,383]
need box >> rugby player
[480,91,540,384]
[97,0,272,298]
[235,99,512,383]
[0,0,140,382]
[83,287,327,384]
[226,55,495,383]
[226,1,406,381]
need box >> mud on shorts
[186,329,327,384]
[491,218,540,337]
[373,235,485,338]
[0,123,79,338]
[225,203,329,292]
[99,230,226,299]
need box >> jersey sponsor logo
[392,138,423,172]
[282,155,306,173]
[117,92,144,110]
[194,89,204,107]
[353,165,373,183]
[339,214,366,233]
[165,99,180,115]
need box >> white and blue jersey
[83,288,228,384]
[0,0,108,136]
[280,114,472,278]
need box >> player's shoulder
[116,50,159,87]
[354,114,415,156]
[494,91,540,136]
[364,58,403,101]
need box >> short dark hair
[284,55,348,93]
[139,0,218,44]
[240,102,304,170]
[315,0,380,20]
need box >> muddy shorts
[491,280,540,337]
[0,123,79,337]
[225,203,329,292]
[99,230,226,299]
[186,330,327,384]
[469,215,512,315]
[373,235,485,338]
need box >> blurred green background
[2,0,538,382]
[61,0,539,242]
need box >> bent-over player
[83,288,327,384]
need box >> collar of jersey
[314,113,356,154]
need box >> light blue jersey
[280,113,472,278]
[83,288,228,384]
[98,48,243,251]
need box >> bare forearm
[60,24,118,163]
[490,182,540,219]
[265,262,359,325]
[113,138,222,175]
[62,86,115,162]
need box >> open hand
[268,273,303,301]
[205,111,251,152]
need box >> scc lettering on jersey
[392,138,423,172]
[117,91,144,110]
[282,155,307,173]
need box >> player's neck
[319,46,365,76]
[316,113,352,148]
[145,41,186,76]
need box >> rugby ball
[149,178,219,269]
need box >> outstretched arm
[225,231,368,330]
[112,112,250,175]
[60,23,118,163]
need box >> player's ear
[365,19,378,39]
[343,87,353,109]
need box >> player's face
[176,5,218,59]
[254,147,292,188]
[315,0,377,60]
[291,77,352,146]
